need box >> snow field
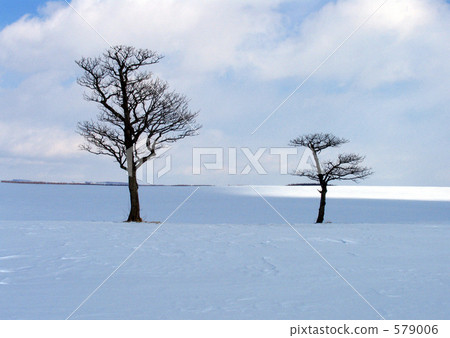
[0,184,449,319]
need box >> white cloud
[246,0,450,87]
[0,0,284,75]
[0,121,81,158]
[0,0,449,185]
[2,0,448,85]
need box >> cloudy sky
[0,0,449,186]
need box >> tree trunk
[316,178,327,224]
[127,167,142,222]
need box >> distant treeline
[1,180,127,186]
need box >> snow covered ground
[0,183,449,319]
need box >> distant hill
[0,180,212,187]
[1,179,127,186]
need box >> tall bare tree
[76,45,200,222]
[290,133,373,223]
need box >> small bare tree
[76,45,200,222]
[290,133,373,223]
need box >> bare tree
[76,45,200,222]
[290,133,373,223]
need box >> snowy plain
[0,183,449,320]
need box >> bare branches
[290,133,348,153]
[322,154,373,183]
[77,120,127,170]
[76,46,163,123]
[291,168,320,182]
[290,132,373,223]
[76,45,200,173]
[291,133,373,184]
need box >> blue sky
[0,0,46,27]
[0,0,449,186]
